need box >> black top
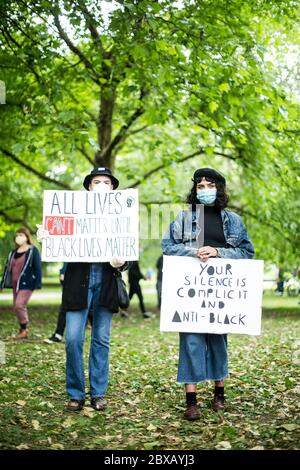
[203,206,226,247]
[14,251,26,259]
[156,255,163,281]
[128,261,144,284]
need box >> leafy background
[0,0,300,267]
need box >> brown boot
[67,399,85,411]
[15,329,28,340]
[183,404,200,421]
[212,394,225,411]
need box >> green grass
[0,292,299,450]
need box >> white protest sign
[160,256,264,335]
[41,189,139,262]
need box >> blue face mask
[196,188,217,205]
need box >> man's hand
[36,224,50,242]
[197,246,218,262]
[110,257,125,268]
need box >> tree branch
[53,5,100,85]
[64,88,97,121]
[0,148,70,189]
[77,144,94,165]
[127,147,237,188]
[100,88,147,161]
[0,206,33,232]
[267,126,300,134]
[128,124,149,136]
[111,125,150,158]
[76,0,104,54]
[127,148,206,189]
[229,204,295,245]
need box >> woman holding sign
[162,168,254,421]
[37,167,129,412]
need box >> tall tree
[0,0,299,262]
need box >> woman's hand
[197,246,218,262]
[36,224,50,242]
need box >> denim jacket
[162,209,254,260]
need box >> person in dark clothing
[162,168,254,421]
[1,227,42,339]
[44,263,93,344]
[44,263,68,344]
[128,261,152,318]
[156,255,163,308]
[275,266,284,296]
[37,167,129,412]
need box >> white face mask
[15,234,27,246]
[92,183,111,192]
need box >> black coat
[61,262,127,313]
[128,261,144,284]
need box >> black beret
[193,168,226,185]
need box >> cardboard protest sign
[160,256,264,335]
[41,189,139,262]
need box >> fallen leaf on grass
[82,408,95,418]
[147,424,157,431]
[215,441,232,450]
[50,443,64,450]
[16,400,26,407]
[32,420,40,430]
[61,417,75,428]
[102,435,116,441]
[16,444,30,450]
[279,424,299,432]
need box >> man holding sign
[162,168,254,421]
[38,167,134,412]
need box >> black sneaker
[43,334,62,344]
[143,311,153,319]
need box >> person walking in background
[162,168,254,421]
[275,266,284,296]
[156,254,163,309]
[128,261,152,318]
[0,227,42,339]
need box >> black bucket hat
[83,167,119,190]
[193,168,226,185]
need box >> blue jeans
[177,333,228,383]
[65,264,113,400]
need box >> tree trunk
[95,85,116,169]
